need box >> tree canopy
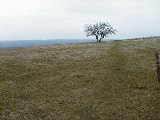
[85,22,117,42]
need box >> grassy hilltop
[0,37,160,120]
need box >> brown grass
[0,38,160,120]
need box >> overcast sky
[0,0,159,40]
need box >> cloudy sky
[0,0,159,40]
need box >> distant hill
[0,36,160,49]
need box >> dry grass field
[0,38,160,120]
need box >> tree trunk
[99,37,104,43]
[96,36,99,43]
[99,38,102,43]
[95,36,103,43]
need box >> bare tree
[85,22,117,43]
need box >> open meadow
[0,37,160,120]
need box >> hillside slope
[0,38,160,120]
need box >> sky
[0,0,159,40]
